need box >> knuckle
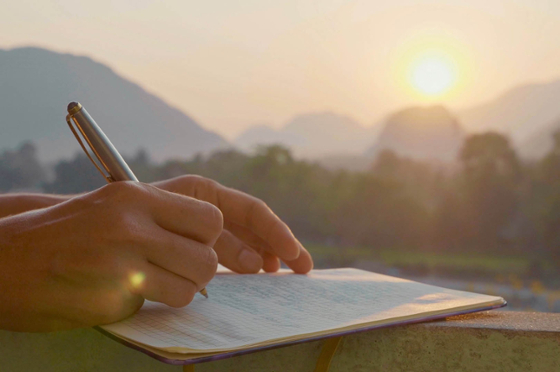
[190,174,211,186]
[204,202,224,234]
[199,176,219,190]
[66,191,99,212]
[190,246,218,285]
[249,198,268,214]
[162,175,198,193]
[193,176,220,198]
[203,247,219,274]
[201,247,219,283]
[104,182,148,200]
[255,199,268,212]
[245,198,268,226]
[178,174,199,184]
[102,181,131,194]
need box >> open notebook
[100,268,506,364]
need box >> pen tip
[200,288,209,298]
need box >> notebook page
[101,268,504,353]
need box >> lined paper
[102,268,504,354]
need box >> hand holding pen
[0,179,222,331]
[65,102,313,279]
[0,102,313,332]
[66,102,212,298]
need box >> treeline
[2,131,560,262]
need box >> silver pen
[66,102,209,298]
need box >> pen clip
[66,114,115,183]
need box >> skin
[0,175,313,332]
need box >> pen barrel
[70,108,138,182]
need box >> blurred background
[2,1,560,312]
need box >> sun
[408,52,457,97]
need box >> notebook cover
[96,301,507,366]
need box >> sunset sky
[2,0,560,138]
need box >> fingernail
[239,249,263,273]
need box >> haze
[2,0,560,138]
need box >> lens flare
[129,272,146,288]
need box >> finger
[262,252,281,273]
[213,229,263,273]
[151,177,309,267]
[226,221,313,274]
[143,184,223,246]
[129,262,199,308]
[282,241,314,274]
[224,220,272,251]
[141,227,218,288]
[214,186,300,261]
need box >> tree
[0,142,45,192]
[44,153,105,194]
[332,172,430,248]
[456,132,521,249]
[536,130,560,262]
[125,149,157,183]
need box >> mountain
[458,79,560,146]
[234,124,304,153]
[0,47,228,162]
[366,106,465,162]
[234,112,381,159]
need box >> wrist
[0,193,71,218]
[16,193,70,209]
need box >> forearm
[0,193,70,219]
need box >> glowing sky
[2,0,560,138]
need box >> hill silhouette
[459,79,560,146]
[367,106,465,161]
[235,112,380,159]
[0,47,228,162]
[234,124,303,154]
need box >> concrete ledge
[331,311,560,372]
[1,311,559,372]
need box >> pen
[65,102,209,299]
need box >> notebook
[100,268,506,364]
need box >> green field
[304,243,538,274]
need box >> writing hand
[0,182,222,331]
[153,176,314,274]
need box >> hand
[0,182,222,332]
[153,175,314,274]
